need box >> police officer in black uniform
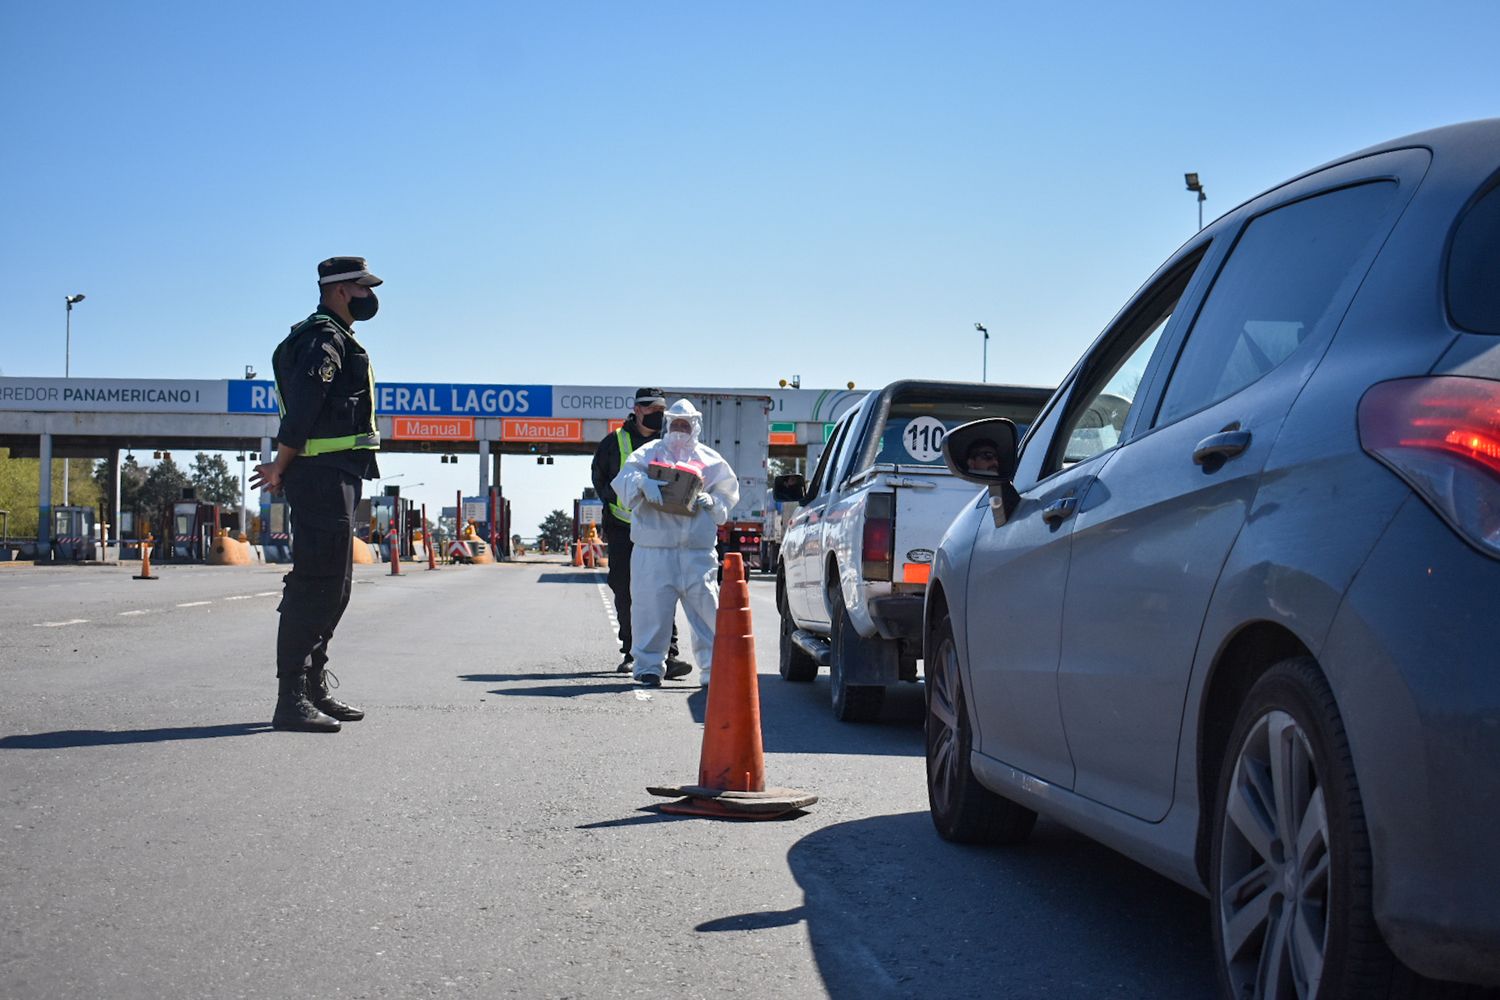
[251,256,383,733]
[590,388,686,677]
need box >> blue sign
[228,381,551,417]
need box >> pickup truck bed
[774,379,1051,721]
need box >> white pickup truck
[773,379,1051,721]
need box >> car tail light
[862,493,894,581]
[1358,376,1500,557]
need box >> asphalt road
[1,557,1215,999]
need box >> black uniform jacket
[272,308,380,480]
[590,415,653,535]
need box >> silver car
[924,120,1500,998]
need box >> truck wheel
[1211,657,1412,1000]
[926,613,1037,844]
[828,584,885,722]
[778,584,819,683]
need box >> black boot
[308,667,365,722]
[272,672,341,733]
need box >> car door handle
[1041,496,1078,525]
[1193,429,1252,466]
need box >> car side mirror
[943,418,1020,527]
[942,418,1018,484]
[772,474,807,503]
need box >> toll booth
[163,490,220,563]
[261,499,293,563]
[51,506,97,562]
[458,490,511,560]
[370,491,417,561]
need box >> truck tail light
[1358,376,1500,557]
[862,493,894,581]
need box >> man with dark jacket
[590,388,684,675]
[251,256,383,733]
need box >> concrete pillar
[37,433,52,561]
[109,446,121,557]
[259,437,273,547]
[478,439,490,497]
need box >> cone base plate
[647,784,818,816]
[132,575,159,580]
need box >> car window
[1156,180,1399,425]
[1448,180,1500,334]
[1047,256,1201,475]
[874,400,1042,468]
[805,415,851,502]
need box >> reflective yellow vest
[610,428,633,523]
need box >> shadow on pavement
[487,683,640,698]
[576,806,688,829]
[754,672,926,758]
[0,722,273,749]
[535,573,607,584]
[459,672,619,683]
[697,810,1214,999]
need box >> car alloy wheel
[1218,708,1329,1000]
[925,614,1035,844]
[926,626,964,815]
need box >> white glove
[701,493,731,525]
[638,478,664,505]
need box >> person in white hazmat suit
[610,399,739,688]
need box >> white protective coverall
[610,399,740,685]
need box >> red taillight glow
[1441,428,1500,465]
[1371,377,1500,478]
[861,493,895,581]
[1359,376,1500,557]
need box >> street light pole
[62,294,85,505]
[1184,173,1206,231]
[974,322,989,382]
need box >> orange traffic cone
[647,552,816,819]
[133,534,158,580]
[572,541,583,567]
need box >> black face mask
[348,291,379,322]
[641,410,664,431]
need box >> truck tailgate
[892,477,981,585]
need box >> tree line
[0,450,243,539]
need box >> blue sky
[3,1,1498,531]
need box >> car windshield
[875,400,1035,467]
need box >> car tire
[925,613,1036,844]
[778,581,819,683]
[828,583,884,722]
[1209,656,1449,1000]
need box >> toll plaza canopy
[0,377,867,457]
[0,376,872,553]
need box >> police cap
[317,256,383,287]
[634,387,666,406]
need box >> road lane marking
[223,595,255,601]
[118,610,151,616]
[253,591,278,598]
[176,601,212,608]
[33,619,89,627]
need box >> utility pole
[974,323,989,382]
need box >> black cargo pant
[604,521,677,659]
[277,464,360,677]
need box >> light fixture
[244,365,257,380]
